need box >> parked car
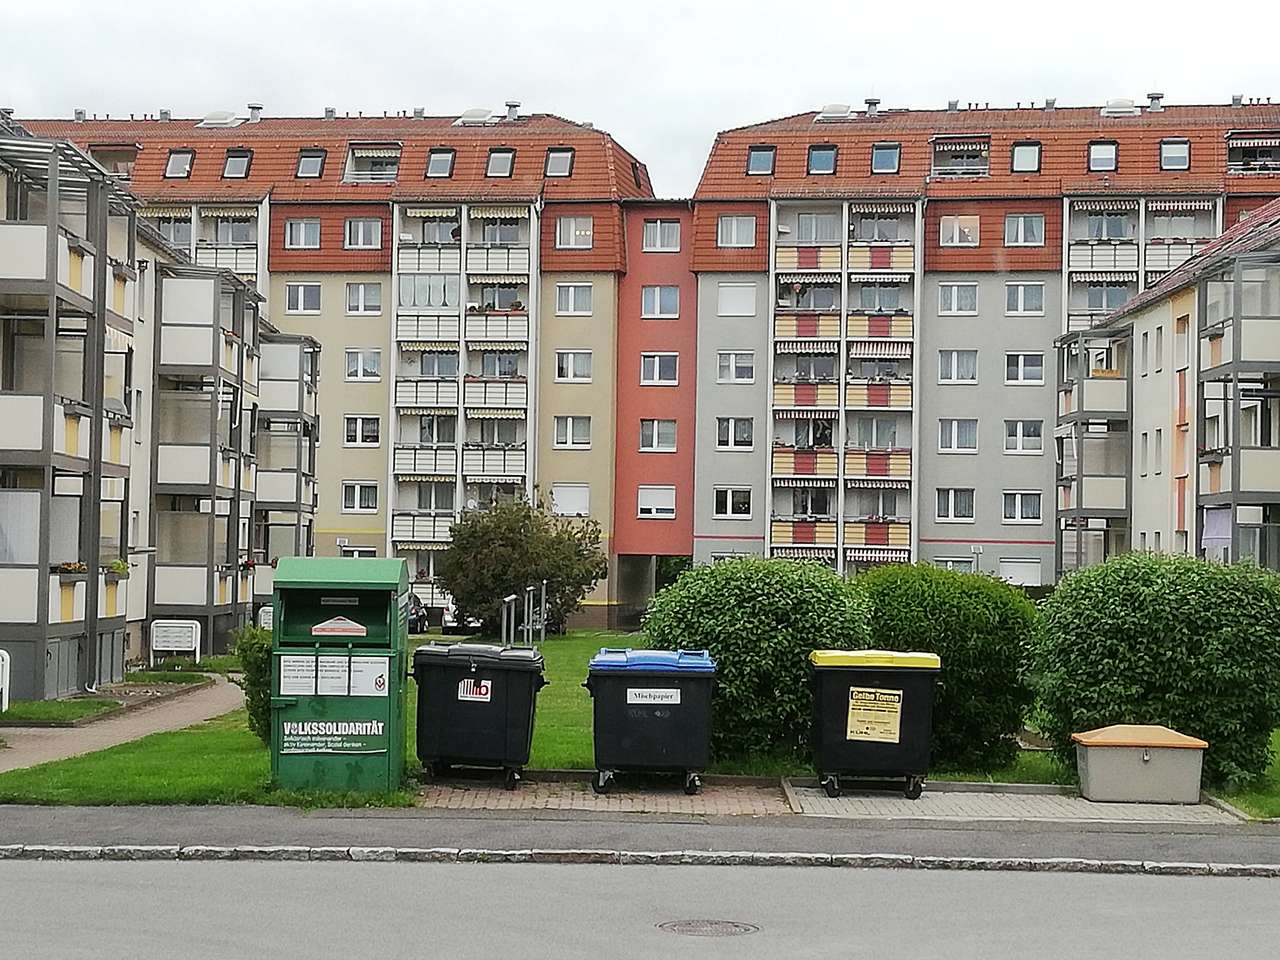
[441,601,481,636]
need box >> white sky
[5,0,1280,196]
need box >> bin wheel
[503,768,520,791]
[904,777,924,800]
[684,774,701,796]
[591,771,613,795]
[822,776,841,799]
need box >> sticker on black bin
[458,678,493,702]
[847,687,903,743]
[627,688,680,705]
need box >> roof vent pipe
[1232,93,1244,107]
[505,100,520,121]
[1147,92,1164,112]
[864,98,879,117]
[413,106,424,119]
[247,102,263,122]
[158,108,171,122]
[323,106,336,120]
[1045,97,1056,111]
[74,108,86,122]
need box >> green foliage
[436,498,608,634]
[232,626,273,746]
[859,564,1036,770]
[654,555,693,591]
[1034,554,1280,787]
[643,558,871,757]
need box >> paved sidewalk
[0,677,243,774]
[420,780,788,817]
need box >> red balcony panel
[795,247,820,269]
[866,383,890,407]
[866,452,889,476]
[863,522,890,545]
[794,383,819,405]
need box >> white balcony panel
[254,564,275,597]
[1144,242,1209,272]
[53,403,91,460]
[397,316,460,341]
[1242,318,1280,364]
[465,315,529,341]
[1068,242,1139,271]
[393,445,458,474]
[257,471,298,503]
[0,223,47,280]
[1080,377,1127,412]
[98,574,127,618]
[48,575,87,624]
[463,380,527,407]
[160,326,213,367]
[466,247,530,273]
[155,566,208,605]
[260,379,304,412]
[398,247,461,273]
[0,396,44,450]
[157,444,211,485]
[1241,448,1280,492]
[409,580,452,608]
[194,245,258,274]
[395,379,459,407]
[462,447,526,475]
[1079,476,1127,511]
[0,569,40,623]
[391,513,454,542]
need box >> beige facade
[269,271,392,556]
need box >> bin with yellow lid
[809,649,941,799]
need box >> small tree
[436,498,607,634]
[233,625,272,746]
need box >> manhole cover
[657,920,760,938]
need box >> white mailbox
[150,619,202,668]
[0,648,10,713]
[257,605,274,630]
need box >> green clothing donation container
[269,557,409,793]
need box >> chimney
[1147,92,1164,112]
[158,108,171,122]
[323,106,336,120]
[947,99,959,112]
[1045,97,1057,111]
[505,100,520,121]
[864,98,880,118]
[74,108,86,122]
[413,106,424,119]
[1232,93,1244,108]
[247,102,263,123]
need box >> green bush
[1034,553,1280,787]
[642,558,870,757]
[859,564,1036,770]
[233,626,272,746]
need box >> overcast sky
[6,0,1280,196]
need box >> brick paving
[418,779,790,817]
[791,785,1241,824]
[0,676,244,774]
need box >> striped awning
[467,273,527,283]
[848,340,912,359]
[402,341,460,352]
[774,408,837,419]
[104,325,131,353]
[471,205,528,219]
[404,206,458,218]
[772,546,837,559]
[846,478,911,490]
[1147,199,1215,212]
[777,272,839,283]
[399,407,457,416]
[849,272,912,282]
[201,206,256,219]
[775,340,839,354]
[934,140,988,152]
[849,202,914,213]
[773,477,838,488]
[398,474,456,483]
[846,547,910,562]
[1228,136,1280,148]
[394,542,449,551]
[465,340,527,351]
[466,408,525,419]
[464,474,524,483]
[1074,271,1138,282]
[352,147,400,158]
[1073,199,1139,211]
[136,205,188,219]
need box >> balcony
[1145,239,1212,273]
[466,246,530,274]
[409,578,452,608]
[843,520,910,547]
[397,316,460,342]
[772,446,838,477]
[391,512,455,544]
[931,141,990,178]
[462,445,526,476]
[1058,373,1127,418]
[847,242,913,272]
[395,378,459,408]
[1200,317,1280,372]
[463,378,527,408]
[393,444,458,476]
[771,519,837,546]
[1067,241,1139,271]
[464,313,530,342]
[1058,475,1127,513]
[775,245,841,272]
[257,469,308,505]
[845,380,912,409]
[0,223,96,299]
[845,448,910,479]
[846,312,912,339]
[398,245,461,273]
[1200,449,1280,498]
[772,382,839,408]
[194,244,257,275]
[774,312,839,339]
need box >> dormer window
[747,145,776,175]
[1088,141,1118,172]
[1159,139,1190,171]
[344,145,400,183]
[426,148,455,178]
[1227,134,1280,173]
[164,149,194,179]
[223,149,252,179]
[932,139,989,177]
[808,144,837,175]
[296,149,325,178]
[486,148,515,178]
[1011,141,1041,173]
[544,147,574,177]
[871,143,900,174]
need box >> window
[856,216,901,242]
[1140,331,1149,375]
[1002,490,1042,523]
[346,282,381,315]
[851,416,895,449]
[716,282,756,316]
[934,557,974,572]
[1004,214,1044,246]
[717,351,755,383]
[637,485,676,518]
[399,273,460,308]
[997,558,1042,586]
[641,285,680,318]
[642,219,681,252]
[747,145,776,175]
[477,420,518,446]
[1087,283,1129,311]
[418,353,458,379]
[793,353,836,381]
[344,218,382,249]
[639,419,677,452]
[807,144,837,175]
[343,415,380,447]
[1005,352,1044,384]
[939,215,980,246]
[164,149,193,178]
[939,418,978,452]
[555,350,592,382]
[478,284,521,310]
[716,215,756,248]
[1155,326,1164,372]
[341,481,378,514]
[556,216,593,249]
[871,142,900,174]
[1088,140,1118,172]
[550,483,589,516]
[640,353,678,385]
[716,417,753,450]
[938,282,978,315]
[553,416,591,449]
[480,219,520,245]
[418,414,456,445]
[425,149,455,178]
[157,217,192,248]
[1175,316,1190,368]
[344,348,381,382]
[420,217,460,244]
[859,284,901,312]
[851,488,898,520]
[1160,139,1190,171]
[479,351,520,378]
[223,149,251,178]
[713,487,752,519]
[285,282,321,313]
[296,149,325,178]
[544,148,574,177]
[1004,419,1043,453]
[936,487,975,522]
[1011,141,1042,173]
[284,219,320,249]
[1087,213,1132,240]
[796,212,840,243]
[938,349,978,383]
[486,148,515,177]
[1006,282,1045,315]
[793,284,838,309]
[344,148,399,182]
[794,487,835,518]
[417,481,455,514]
[1155,428,1164,475]
[1140,432,1149,475]
[215,219,255,245]
[555,283,593,315]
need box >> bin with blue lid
[583,648,716,795]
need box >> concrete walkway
[0,677,244,774]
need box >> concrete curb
[3,844,1279,877]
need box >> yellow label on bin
[847,687,903,743]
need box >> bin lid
[809,649,941,670]
[587,648,716,673]
[1071,724,1207,750]
[413,642,544,671]
[274,556,408,591]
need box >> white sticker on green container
[279,655,316,695]
[847,687,902,743]
[349,657,390,697]
[627,688,680,705]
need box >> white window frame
[938,282,978,315]
[640,352,679,386]
[544,148,574,178]
[425,149,455,179]
[713,486,753,520]
[716,416,754,451]
[641,285,680,319]
[345,282,381,316]
[344,218,382,250]
[639,419,677,453]
[716,282,757,317]
[1089,141,1118,172]
[637,484,676,519]
[555,216,594,249]
[553,415,592,450]
[746,146,775,176]
[554,350,592,383]
[341,481,378,515]
[164,149,193,179]
[555,283,593,315]
[285,282,321,314]
[1002,489,1043,524]
[717,351,755,383]
[716,215,756,248]
[1004,419,1044,455]
[1005,282,1045,316]
[939,215,980,247]
[486,148,516,178]
[284,218,321,250]
[343,415,380,448]
[871,142,900,174]
[1004,214,1045,247]
[939,418,978,453]
[795,212,841,243]
[1160,139,1190,172]
[1010,142,1041,173]
[938,349,978,384]
[550,482,590,517]
[344,348,382,382]
[1005,352,1045,385]
[936,487,976,523]
[642,219,681,252]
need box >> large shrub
[233,625,272,746]
[642,558,870,757]
[1034,554,1280,787]
[859,564,1036,770]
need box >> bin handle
[270,696,299,708]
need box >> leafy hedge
[233,625,272,746]
[643,558,870,757]
[859,564,1036,770]
[1034,554,1280,787]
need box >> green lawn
[1224,730,1280,819]
[122,671,210,685]
[529,630,633,769]
[145,655,242,677]
[0,697,120,725]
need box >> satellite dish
[466,498,478,510]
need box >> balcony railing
[463,378,527,408]
[466,246,530,273]
[775,245,841,271]
[1144,239,1212,273]
[391,512,455,543]
[398,245,461,273]
[774,313,839,338]
[194,244,257,274]
[846,312,913,339]
[395,378,459,408]
[771,519,838,545]
[847,241,914,271]
[1067,240,1139,271]
[409,578,453,608]
[396,316,460,342]
[464,313,529,341]
[393,444,458,475]
[0,223,96,299]
[1200,448,1280,497]
[772,381,840,408]
[462,445,526,476]
[845,380,912,409]
[844,520,911,547]
[1058,475,1127,513]
[1058,373,1127,418]
[771,445,838,476]
[844,448,911,478]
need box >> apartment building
[692,95,1280,583]
[1067,197,1280,571]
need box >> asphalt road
[1,861,1276,959]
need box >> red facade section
[690,201,768,272]
[613,203,696,557]
[539,202,625,272]
[924,198,1062,272]
[269,202,392,273]
[1225,195,1279,225]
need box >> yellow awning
[402,341,460,352]
[136,206,188,219]
[810,649,940,670]
[352,147,400,158]
[201,206,257,219]
[404,206,458,218]
[471,205,528,219]
[466,408,525,419]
